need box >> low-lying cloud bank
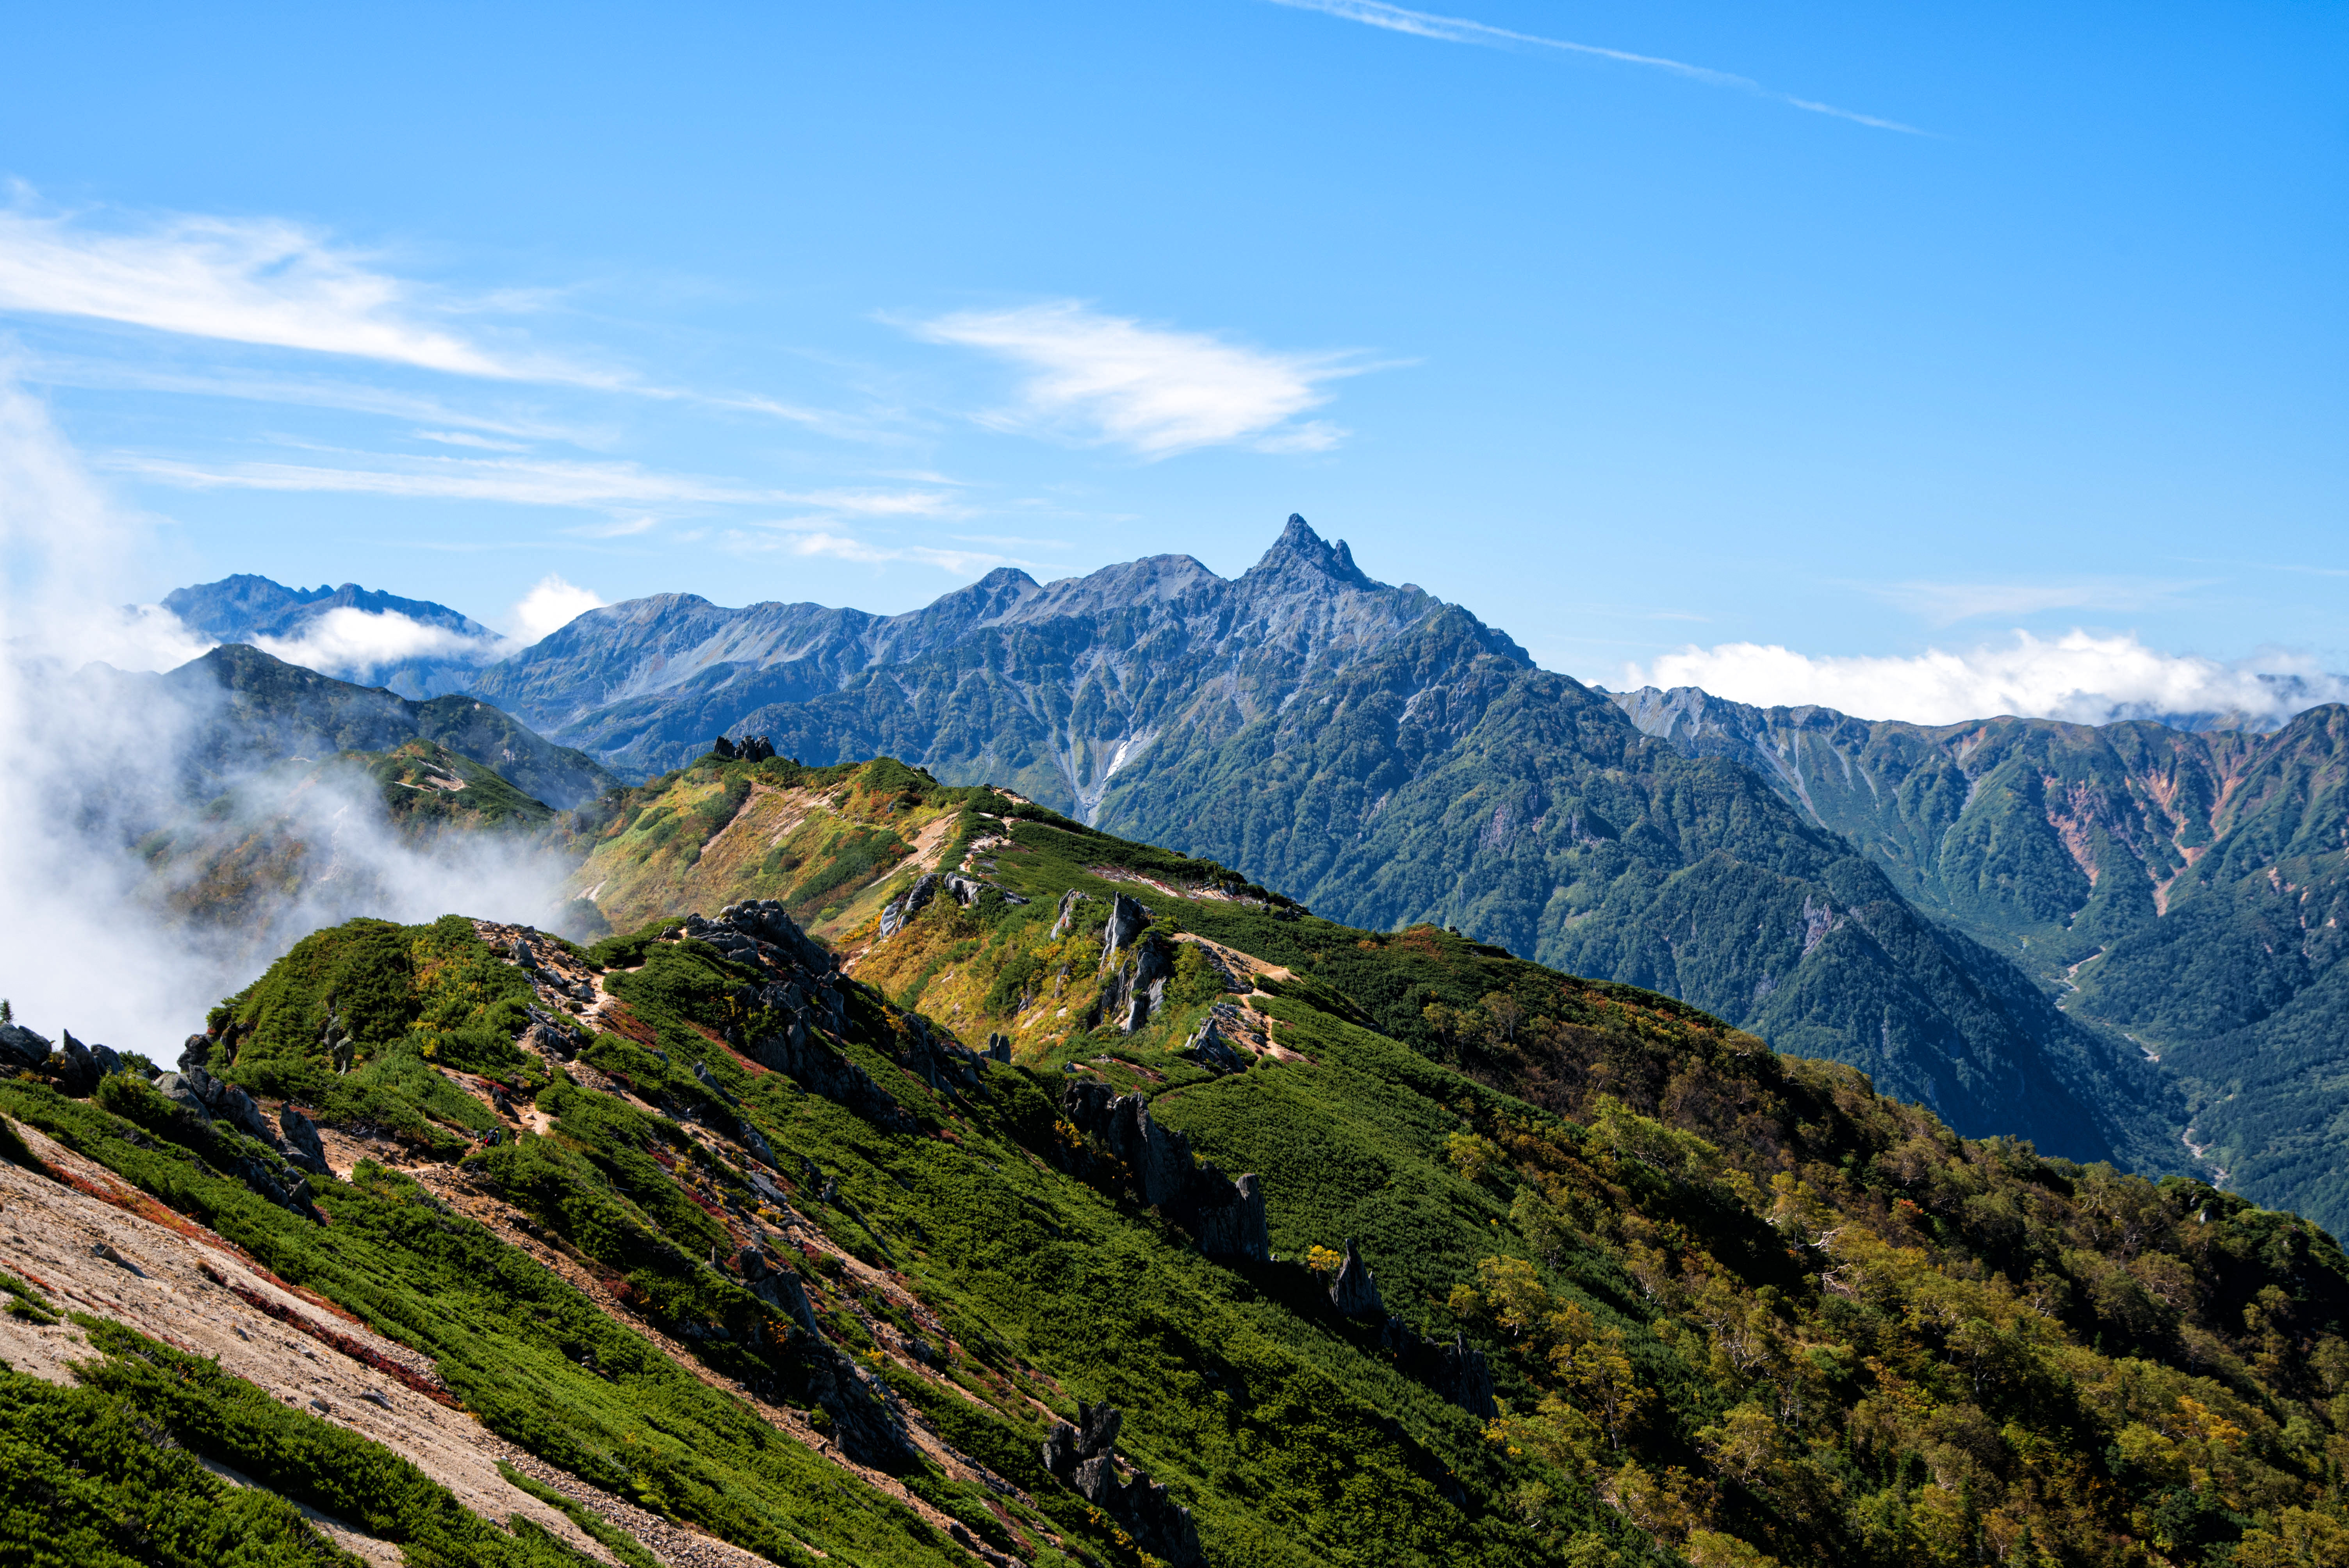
[1622,629,2349,730]
[0,378,583,1058]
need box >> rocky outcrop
[148,1067,319,1221]
[879,873,1029,940]
[279,1104,331,1176]
[1060,1082,1268,1259]
[680,903,919,1133]
[878,875,939,939]
[1328,1238,1384,1318]
[734,1244,821,1336]
[1039,1402,1203,1568]
[1380,1318,1496,1417]
[711,734,776,763]
[1100,893,1150,959]
[1048,888,1089,939]
[1178,1006,1249,1074]
[0,1024,51,1075]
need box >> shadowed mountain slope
[144,642,621,809]
[1612,687,2349,1232]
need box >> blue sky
[2,0,2344,722]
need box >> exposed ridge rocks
[675,901,921,1133]
[0,1023,52,1074]
[1039,1402,1203,1568]
[1379,1318,1496,1417]
[1092,894,1173,1033]
[1100,893,1150,959]
[1178,1005,1249,1074]
[1048,887,1089,939]
[733,1244,821,1336]
[1059,1082,1268,1259]
[709,734,777,762]
[1328,1237,1384,1318]
[878,872,1031,941]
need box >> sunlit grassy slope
[7,749,2348,1565]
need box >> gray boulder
[0,1023,51,1074]
[153,1073,213,1124]
[279,1105,330,1175]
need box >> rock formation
[1328,1238,1384,1319]
[1039,1401,1203,1568]
[1378,1318,1496,1417]
[1060,1082,1268,1259]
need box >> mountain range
[146,522,2349,1230]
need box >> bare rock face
[1179,1007,1248,1073]
[1328,1238,1385,1319]
[735,1245,821,1336]
[1048,888,1090,939]
[1100,893,1151,962]
[878,875,940,939]
[1039,1401,1202,1568]
[279,1104,331,1176]
[1060,1082,1269,1260]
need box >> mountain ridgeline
[1612,688,2349,1234]
[448,520,2176,1173]
[5,755,2348,1567]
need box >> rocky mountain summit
[435,522,2172,1169]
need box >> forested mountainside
[1611,688,2349,1235]
[163,574,501,699]
[120,642,620,809]
[450,523,2173,1171]
[3,747,2344,1568]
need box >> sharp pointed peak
[1249,513,1373,588]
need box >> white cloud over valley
[1622,629,2349,727]
[249,606,495,681]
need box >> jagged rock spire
[1247,514,1373,588]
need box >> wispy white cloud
[1866,576,2208,625]
[0,201,533,376]
[1268,0,1926,134]
[412,428,529,452]
[105,449,965,519]
[510,574,606,642]
[1623,629,2349,727]
[910,301,1367,458]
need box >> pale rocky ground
[0,920,1053,1565]
[0,1118,639,1564]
